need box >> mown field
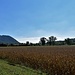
[0,46,75,75]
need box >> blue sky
[0,0,75,43]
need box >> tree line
[0,36,75,46]
[19,36,75,46]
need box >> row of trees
[40,36,57,45]
[40,36,75,46]
[23,36,75,46]
[65,38,75,45]
[0,36,75,46]
[19,36,57,46]
[18,36,75,46]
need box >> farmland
[0,46,75,75]
[0,59,46,75]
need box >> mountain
[0,35,19,45]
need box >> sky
[0,0,75,43]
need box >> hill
[0,35,19,45]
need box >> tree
[25,41,30,46]
[40,37,46,45]
[0,43,7,47]
[65,38,71,45]
[48,36,57,45]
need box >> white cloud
[16,28,75,43]
[17,36,66,43]
[17,37,40,43]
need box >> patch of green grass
[0,59,46,75]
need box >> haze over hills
[0,35,19,45]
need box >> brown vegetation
[0,46,75,75]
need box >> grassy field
[0,59,46,75]
[0,46,75,75]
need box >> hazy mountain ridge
[0,35,19,45]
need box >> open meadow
[0,46,75,75]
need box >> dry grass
[0,46,75,75]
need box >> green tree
[65,38,71,45]
[40,37,46,45]
[48,36,57,45]
[26,41,30,46]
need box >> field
[0,59,46,75]
[0,46,75,75]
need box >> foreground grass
[0,59,46,75]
